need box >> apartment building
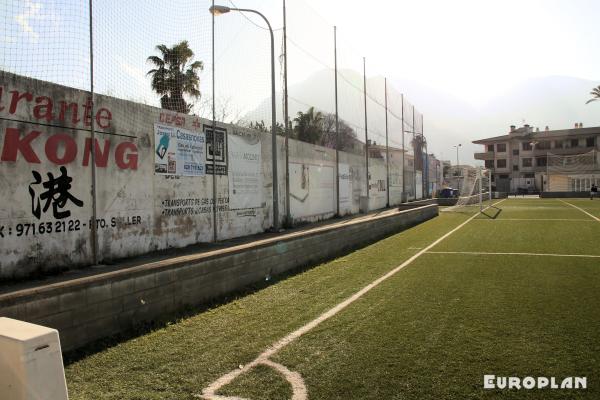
[473,124,600,192]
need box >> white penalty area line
[199,199,507,400]
[426,251,600,259]
[558,199,600,222]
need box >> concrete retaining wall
[540,192,592,198]
[0,205,437,353]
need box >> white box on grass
[0,317,69,400]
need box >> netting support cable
[283,0,291,224]
[334,26,340,216]
[88,0,98,265]
[363,57,369,204]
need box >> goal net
[441,168,491,212]
[547,150,599,192]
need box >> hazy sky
[302,0,600,106]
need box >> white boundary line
[426,251,600,258]
[558,199,600,222]
[473,218,593,221]
[199,199,507,400]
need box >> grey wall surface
[0,72,385,280]
[0,205,438,353]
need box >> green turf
[65,199,600,399]
[64,210,471,399]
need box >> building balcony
[474,151,495,160]
[532,147,597,156]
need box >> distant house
[473,124,600,193]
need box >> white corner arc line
[426,251,600,258]
[199,199,507,400]
[558,199,600,222]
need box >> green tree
[586,85,600,104]
[147,41,203,114]
[293,107,324,144]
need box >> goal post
[442,167,490,213]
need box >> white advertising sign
[228,131,262,209]
[154,123,205,176]
[290,163,335,218]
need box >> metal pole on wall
[88,0,98,265]
[363,57,369,205]
[283,0,290,224]
[412,106,416,200]
[209,5,278,230]
[211,0,218,242]
[401,93,405,202]
[334,26,340,216]
[384,77,389,208]
[422,114,426,198]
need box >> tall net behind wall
[547,150,599,192]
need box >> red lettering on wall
[82,138,110,167]
[0,87,5,112]
[9,90,33,114]
[115,142,138,170]
[96,108,112,129]
[82,98,93,127]
[58,101,81,125]
[0,128,41,163]
[45,134,78,165]
[33,96,54,122]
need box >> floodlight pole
[210,5,279,231]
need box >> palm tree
[586,85,600,104]
[293,107,324,144]
[147,41,203,114]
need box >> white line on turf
[474,218,594,221]
[198,199,507,400]
[426,251,600,258]
[558,200,600,222]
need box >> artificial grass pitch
[65,199,600,399]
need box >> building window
[537,141,551,150]
[522,142,532,151]
[512,149,519,156]
[513,165,519,171]
[554,140,564,149]
[586,137,595,147]
[497,159,507,168]
[497,143,507,152]
[523,173,534,178]
[487,144,494,152]
[570,139,579,148]
[522,158,532,167]
[536,157,547,167]
[499,175,509,179]
[485,160,494,169]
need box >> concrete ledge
[540,192,592,198]
[0,205,438,352]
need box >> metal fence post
[88,0,98,265]
[384,78,389,208]
[363,57,369,207]
[334,26,340,216]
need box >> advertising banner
[338,163,352,211]
[228,130,262,210]
[290,163,335,218]
[154,123,205,176]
